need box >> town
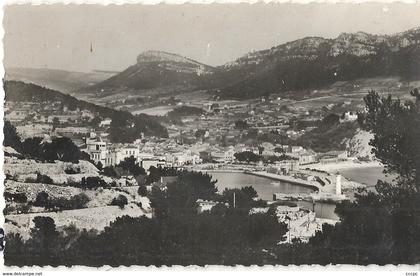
[4,85,377,244]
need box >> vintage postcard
[1,1,420,271]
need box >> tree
[234,120,249,131]
[118,156,145,176]
[281,90,420,265]
[358,91,420,187]
[234,151,261,163]
[36,173,53,184]
[138,185,148,197]
[111,195,128,209]
[103,166,118,177]
[52,117,60,131]
[3,121,21,150]
[194,129,207,139]
[322,113,340,126]
[34,192,49,207]
[274,147,285,154]
[96,161,103,171]
[43,137,82,163]
[26,217,60,265]
[222,186,265,211]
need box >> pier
[244,170,320,191]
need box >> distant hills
[6,27,420,101]
[5,67,117,94]
[4,81,168,139]
[84,27,420,100]
[214,28,420,99]
[84,50,215,97]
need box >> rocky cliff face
[89,50,214,93]
[136,50,213,75]
[86,27,420,99]
[214,27,420,99]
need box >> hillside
[5,80,117,117]
[76,27,420,102]
[5,67,117,93]
[85,50,215,97]
[4,81,168,139]
[213,28,420,99]
[296,120,359,153]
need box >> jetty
[244,170,320,191]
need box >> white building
[196,199,223,214]
[340,111,358,123]
[99,118,112,127]
[141,159,166,172]
[211,148,236,163]
[298,151,318,165]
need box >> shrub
[35,192,90,212]
[4,192,27,203]
[34,191,49,207]
[68,193,90,209]
[3,206,15,215]
[111,195,128,209]
[64,167,81,174]
[36,173,53,184]
[68,177,110,190]
[138,185,148,197]
[103,166,118,177]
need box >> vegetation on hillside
[296,115,359,152]
[4,81,168,140]
[4,121,89,163]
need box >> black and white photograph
[1,1,420,270]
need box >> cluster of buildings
[84,132,203,170]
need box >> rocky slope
[79,27,420,101]
[86,50,215,96]
[214,27,420,99]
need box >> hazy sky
[4,3,420,72]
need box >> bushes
[36,173,53,184]
[111,195,128,209]
[138,185,148,197]
[3,205,31,215]
[33,191,90,211]
[64,167,81,174]
[4,192,27,203]
[102,157,146,178]
[34,191,50,207]
[68,177,110,190]
[4,123,89,163]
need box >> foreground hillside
[4,148,151,240]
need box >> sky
[4,3,420,72]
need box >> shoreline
[303,160,384,173]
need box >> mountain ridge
[47,27,420,99]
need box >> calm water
[209,167,394,221]
[340,166,394,187]
[133,105,174,116]
[208,171,339,220]
[208,171,314,200]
